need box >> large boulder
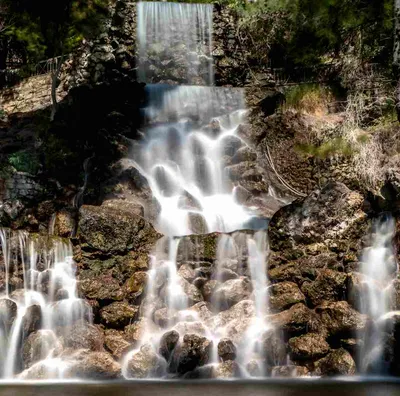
[314,348,356,376]
[100,302,138,328]
[171,334,213,374]
[268,182,369,273]
[316,301,369,337]
[267,303,318,337]
[288,333,330,360]
[78,205,160,254]
[269,281,306,312]
[217,338,237,362]
[213,277,252,309]
[104,329,131,359]
[22,330,63,369]
[61,323,104,352]
[206,300,255,343]
[0,298,17,331]
[125,343,163,378]
[301,269,348,307]
[66,350,122,379]
[159,330,180,361]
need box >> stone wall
[0,74,66,114]
[0,171,43,201]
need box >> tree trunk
[394,0,400,121]
[50,56,63,121]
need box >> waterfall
[0,228,92,379]
[123,1,271,379]
[137,2,213,85]
[359,216,397,373]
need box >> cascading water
[137,2,213,85]
[123,1,272,379]
[358,216,397,373]
[0,228,91,379]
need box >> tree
[0,0,109,117]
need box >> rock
[271,365,309,377]
[173,321,208,337]
[213,277,251,309]
[78,271,124,302]
[262,329,287,366]
[216,268,238,282]
[53,210,75,237]
[267,303,318,337]
[159,330,180,361]
[102,199,144,217]
[125,343,163,378]
[188,213,208,234]
[67,350,122,379]
[288,333,330,360]
[154,308,169,327]
[268,182,368,266]
[301,269,347,306]
[172,334,212,374]
[22,330,63,369]
[124,271,148,302]
[317,301,369,337]
[78,205,160,254]
[124,318,156,345]
[178,264,196,282]
[201,280,219,301]
[104,329,131,359]
[206,300,255,343]
[0,298,17,331]
[179,278,204,305]
[269,282,306,312]
[100,302,138,328]
[182,302,213,322]
[218,338,237,362]
[213,360,240,378]
[315,348,356,376]
[22,305,42,336]
[61,323,104,352]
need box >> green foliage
[295,138,354,159]
[8,150,40,174]
[282,83,333,113]
[1,0,109,65]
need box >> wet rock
[186,301,213,322]
[231,146,257,165]
[347,272,366,309]
[61,323,104,352]
[124,318,156,345]
[315,348,356,376]
[22,305,42,336]
[124,271,148,302]
[213,360,240,378]
[267,303,317,337]
[317,301,369,337]
[201,280,219,301]
[67,350,122,379]
[206,300,255,343]
[271,365,309,377]
[154,307,169,327]
[262,329,287,366]
[213,277,251,309]
[102,199,144,217]
[100,301,138,328]
[173,321,208,337]
[216,268,238,282]
[22,330,63,369]
[104,329,131,359]
[179,278,204,305]
[78,205,160,254]
[269,281,306,312]
[390,279,400,310]
[78,271,124,302]
[172,334,212,374]
[125,343,163,378]
[178,264,197,282]
[218,338,237,362]
[0,298,17,331]
[301,269,347,306]
[188,213,208,234]
[289,333,330,360]
[159,330,180,361]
